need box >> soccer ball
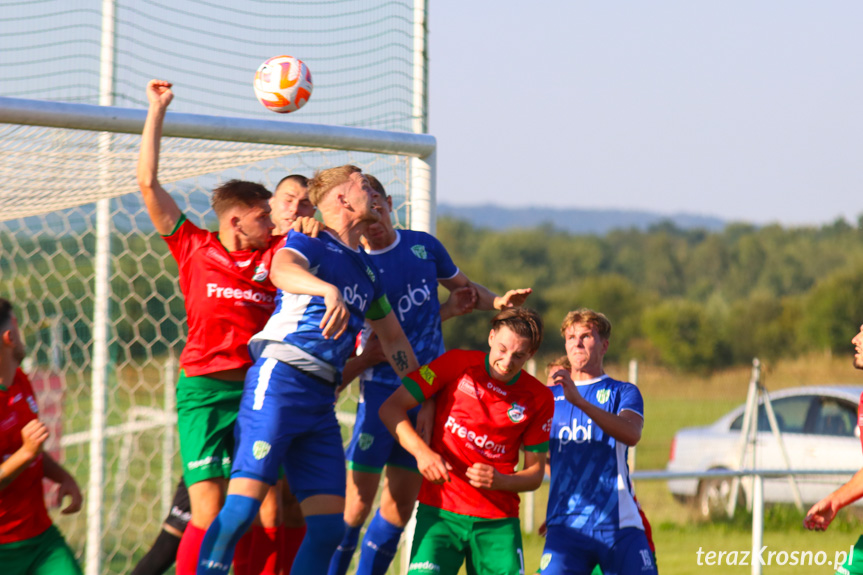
[253,55,313,114]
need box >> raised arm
[271,248,349,339]
[137,79,182,235]
[439,271,531,312]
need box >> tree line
[437,216,863,370]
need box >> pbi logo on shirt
[410,244,428,260]
[557,418,593,450]
[420,365,436,386]
[252,263,269,282]
[507,402,526,423]
[596,389,611,404]
[396,280,432,322]
[343,284,368,309]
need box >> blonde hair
[560,308,611,340]
[307,165,362,206]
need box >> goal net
[0,101,434,574]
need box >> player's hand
[803,498,838,531]
[320,285,349,339]
[493,288,532,310]
[538,520,547,538]
[291,216,324,238]
[440,286,477,320]
[146,80,174,109]
[465,462,501,490]
[416,398,436,444]
[554,369,585,408]
[57,473,83,515]
[20,419,49,459]
[416,449,451,485]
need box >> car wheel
[697,473,744,519]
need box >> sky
[427,1,863,226]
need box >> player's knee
[344,497,373,526]
[380,498,413,527]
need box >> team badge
[358,433,374,451]
[252,263,269,282]
[26,396,38,414]
[252,441,271,460]
[596,389,610,404]
[540,553,552,570]
[365,266,376,282]
[420,365,436,386]
[410,245,428,260]
[507,402,526,423]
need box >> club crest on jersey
[252,263,269,282]
[252,441,271,460]
[507,402,526,423]
[596,389,611,404]
[358,433,374,451]
[26,396,38,414]
[410,245,428,260]
[420,365,436,386]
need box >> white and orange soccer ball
[253,55,313,114]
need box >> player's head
[211,179,275,250]
[307,165,380,224]
[487,308,544,381]
[561,308,611,375]
[364,175,396,246]
[545,355,571,387]
[270,174,315,235]
[852,323,863,370]
[0,298,26,366]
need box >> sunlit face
[3,314,26,364]
[365,189,395,246]
[564,322,608,375]
[235,200,275,250]
[270,180,315,235]
[852,324,863,370]
[345,172,380,224]
[487,325,534,381]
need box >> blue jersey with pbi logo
[546,375,646,532]
[251,230,391,371]
[360,229,458,387]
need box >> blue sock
[291,513,346,575]
[356,510,404,575]
[196,494,261,575]
[327,522,362,575]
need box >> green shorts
[0,525,82,575]
[408,504,524,575]
[837,534,863,575]
[176,371,244,486]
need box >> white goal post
[0,97,435,575]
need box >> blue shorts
[231,358,346,501]
[345,379,418,473]
[540,525,656,575]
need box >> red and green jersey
[402,349,554,519]
[162,215,283,377]
[0,369,51,544]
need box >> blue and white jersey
[546,375,645,533]
[360,229,458,388]
[251,230,391,371]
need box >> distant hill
[437,204,726,235]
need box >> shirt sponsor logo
[486,381,508,397]
[596,389,611,404]
[420,365,436,386]
[206,283,274,304]
[408,561,440,573]
[358,433,374,451]
[0,414,17,432]
[558,418,593,450]
[206,247,233,267]
[187,455,219,470]
[26,396,38,414]
[457,378,483,399]
[410,245,428,260]
[253,441,271,460]
[343,284,368,310]
[252,263,269,282]
[396,280,432,322]
[11,393,22,404]
[444,416,506,454]
[507,402,526,423]
[326,243,343,254]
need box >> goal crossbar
[0,96,436,158]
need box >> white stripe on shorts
[253,358,278,411]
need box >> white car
[666,385,863,518]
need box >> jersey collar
[574,373,610,386]
[485,354,522,386]
[366,230,401,255]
